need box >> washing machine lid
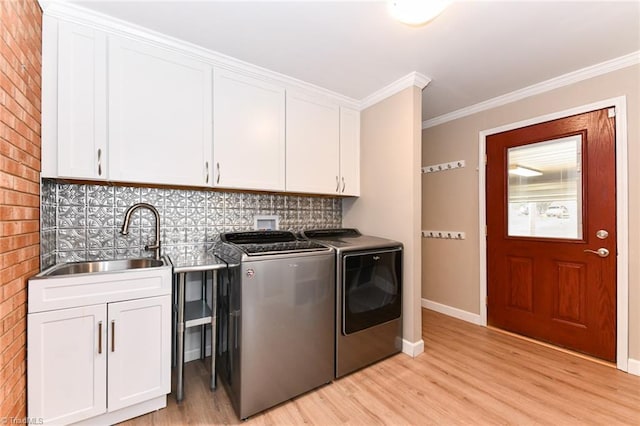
[220,230,329,256]
[301,228,402,252]
[301,228,361,239]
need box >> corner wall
[0,0,42,418]
[343,85,424,351]
[422,64,640,364]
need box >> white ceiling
[69,1,640,122]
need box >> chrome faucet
[120,203,162,260]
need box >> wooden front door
[486,108,616,361]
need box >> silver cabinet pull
[584,248,610,258]
[98,321,103,354]
[205,161,209,184]
[111,320,115,352]
[97,148,102,176]
[335,176,339,192]
[341,177,345,193]
[216,162,221,184]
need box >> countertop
[167,247,231,273]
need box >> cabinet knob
[341,177,345,193]
[205,161,209,184]
[335,176,339,192]
[216,162,221,184]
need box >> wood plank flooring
[123,309,640,425]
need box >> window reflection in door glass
[507,135,583,239]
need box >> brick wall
[0,0,42,418]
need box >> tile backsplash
[40,179,342,269]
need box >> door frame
[478,96,629,371]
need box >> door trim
[478,96,629,371]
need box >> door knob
[584,248,610,258]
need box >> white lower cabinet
[27,269,172,426]
[27,268,171,425]
[28,304,107,425]
[107,296,171,412]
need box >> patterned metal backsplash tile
[40,179,342,269]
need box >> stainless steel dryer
[301,228,403,378]
[215,231,334,419]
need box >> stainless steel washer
[215,231,334,419]
[301,228,403,378]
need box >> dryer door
[342,248,402,335]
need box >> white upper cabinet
[339,107,360,196]
[108,36,212,187]
[42,13,360,196]
[286,92,340,194]
[213,69,285,191]
[56,20,107,180]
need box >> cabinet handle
[205,161,209,184]
[97,148,102,176]
[111,320,115,352]
[98,321,103,354]
[216,162,221,184]
[341,177,346,193]
[335,176,339,192]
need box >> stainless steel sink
[43,258,165,277]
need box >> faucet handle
[145,241,162,260]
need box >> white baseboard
[185,345,212,363]
[402,338,424,357]
[422,298,482,325]
[628,358,640,376]
[191,341,428,361]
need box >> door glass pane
[507,135,583,239]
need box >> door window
[507,135,583,239]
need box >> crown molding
[40,1,433,113]
[360,72,431,111]
[422,50,640,129]
[40,0,361,109]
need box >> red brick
[0,233,39,253]
[0,205,38,221]
[0,189,38,207]
[0,1,41,418]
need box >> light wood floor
[123,309,640,425]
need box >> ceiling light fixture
[388,0,452,26]
[509,165,543,177]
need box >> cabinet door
[213,70,285,191]
[28,304,107,424]
[57,20,107,180]
[339,107,360,196]
[107,295,171,412]
[285,92,340,194]
[108,36,212,187]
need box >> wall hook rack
[422,230,466,240]
[422,160,465,174]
